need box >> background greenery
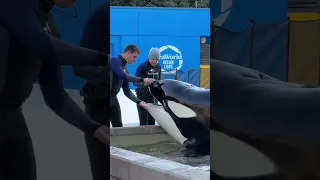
[110,0,209,8]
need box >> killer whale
[211,59,320,179]
[147,79,210,157]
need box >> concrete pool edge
[110,146,210,180]
[110,126,210,180]
[110,125,165,136]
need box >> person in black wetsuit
[0,25,9,95]
[0,0,110,180]
[134,48,162,126]
[74,41,153,179]
[75,44,155,126]
[72,4,110,180]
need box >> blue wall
[52,0,106,90]
[111,7,210,89]
[54,5,209,90]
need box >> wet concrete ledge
[110,126,210,180]
[111,125,166,136]
[110,146,210,180]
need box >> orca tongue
[167,100,197,118]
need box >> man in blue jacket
[109,44,155,127]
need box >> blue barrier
[212,22,289,81]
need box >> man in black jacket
[73,11,154,177]
[0,0,109,179]
[134,48,162,125]
[72,4,112,180]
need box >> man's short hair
[123,44,140,54]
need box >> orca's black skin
[211,59,320,179]
[149,79,210,157]
[0,25,9,95]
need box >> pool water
[123,141,210,169]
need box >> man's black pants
[0,108,36,180]
[136,88,155,126]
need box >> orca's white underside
[146,101,196,145]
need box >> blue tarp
[161,68,201,87]
[177,69,201,87]
[253,23,288,81]
[212,22,289,81]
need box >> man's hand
[93,125,110,145]
[139,101,148,109]
[143,78,155,85]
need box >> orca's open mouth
[146,80,210,157]
[148,81,197,118]
[148,80,169,111]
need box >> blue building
[54,5,209,90]
[111,6,210,89]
